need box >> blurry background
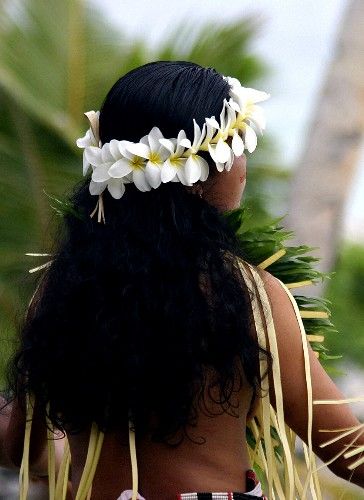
[0,0,363,498]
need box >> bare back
[68,379,254,500]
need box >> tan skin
[1,153,364,498]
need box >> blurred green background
[0,0,363,497]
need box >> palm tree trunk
[286,0,364,280]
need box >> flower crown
[76,76,269,221]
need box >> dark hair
[9,61,265,443]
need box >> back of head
[99,61,230,143]
[9,61,262,443]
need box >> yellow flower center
[149,151,161,164]
[131,156,145,169]
[170,157,184,168]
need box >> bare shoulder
[254,268,300,333]
[259,269,291,307]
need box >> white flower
[87,141,126,199]
[125,127,170,189]
[226,100,261,154]
[225,76,269,109]
[108,141,151,193]
[223,76,270,153]
[159,130,190,185]
[179,120,209,183]
[89,177,126,200]
[76,111,100,175]
[208,137,234,172]
[205,105,234,172]
[204,102,236,172]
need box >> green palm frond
[225,207,338,366]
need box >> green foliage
[226,208,325,283]
[225,207,338,367]
[325,244,364,367]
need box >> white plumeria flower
[205,102,236,172]
[87,140,127,199]
[223,75,270,150]
[76,111,100,175]
[125,127,170,189]
[179,120,209,183]
[227,98,261,153]
[224,76,269,107]
[108,140,151,193]
[208,138,234,172]
[159,130,190,185]
[205,107,234,172]
[246,103,267,134]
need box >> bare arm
[0,396,17,469]
[0,394,64,477]
[262,272,364,489]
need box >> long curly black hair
[8,61,266,443]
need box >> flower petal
[148,127,164,151]
[161,160,177,183]
[202,122,216,148]
[191,119,202,150]
[185,155,202,184]
[176,168,190,186]
[85,146,103,167]
[232,132,245,156]
[101,143,115,163]
[228,98,241,113]
[107,178,125,199]
[145,161,161,189]
[176,130,187,156]
[205,117,220,130]
[118,140,135,159]
[244,125,258,153]
[225,151,234,171]
[159,138,175,154]
[219,100,229,130]
[199,156,209,181]
[177,129,186,142]
[76,129,92,148]
[109,139,122,160]
[84,110,100,144]
[194,122,206,150]
[215,138,231,163]
[208,143,218,163]
[109,159,133,178]
[83,152,91,176]
[245,88,270,103]
[179,138,192,149]
[248,105,266,133]
[132,169,151,192]
[226,105,236,129]
[224,76,241,89]
[158,147,171,161]
[214,161,226,173]
[126,142,150,159]
[89,179,107,195]
[92,163,112,182]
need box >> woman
[1,61,364,499]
